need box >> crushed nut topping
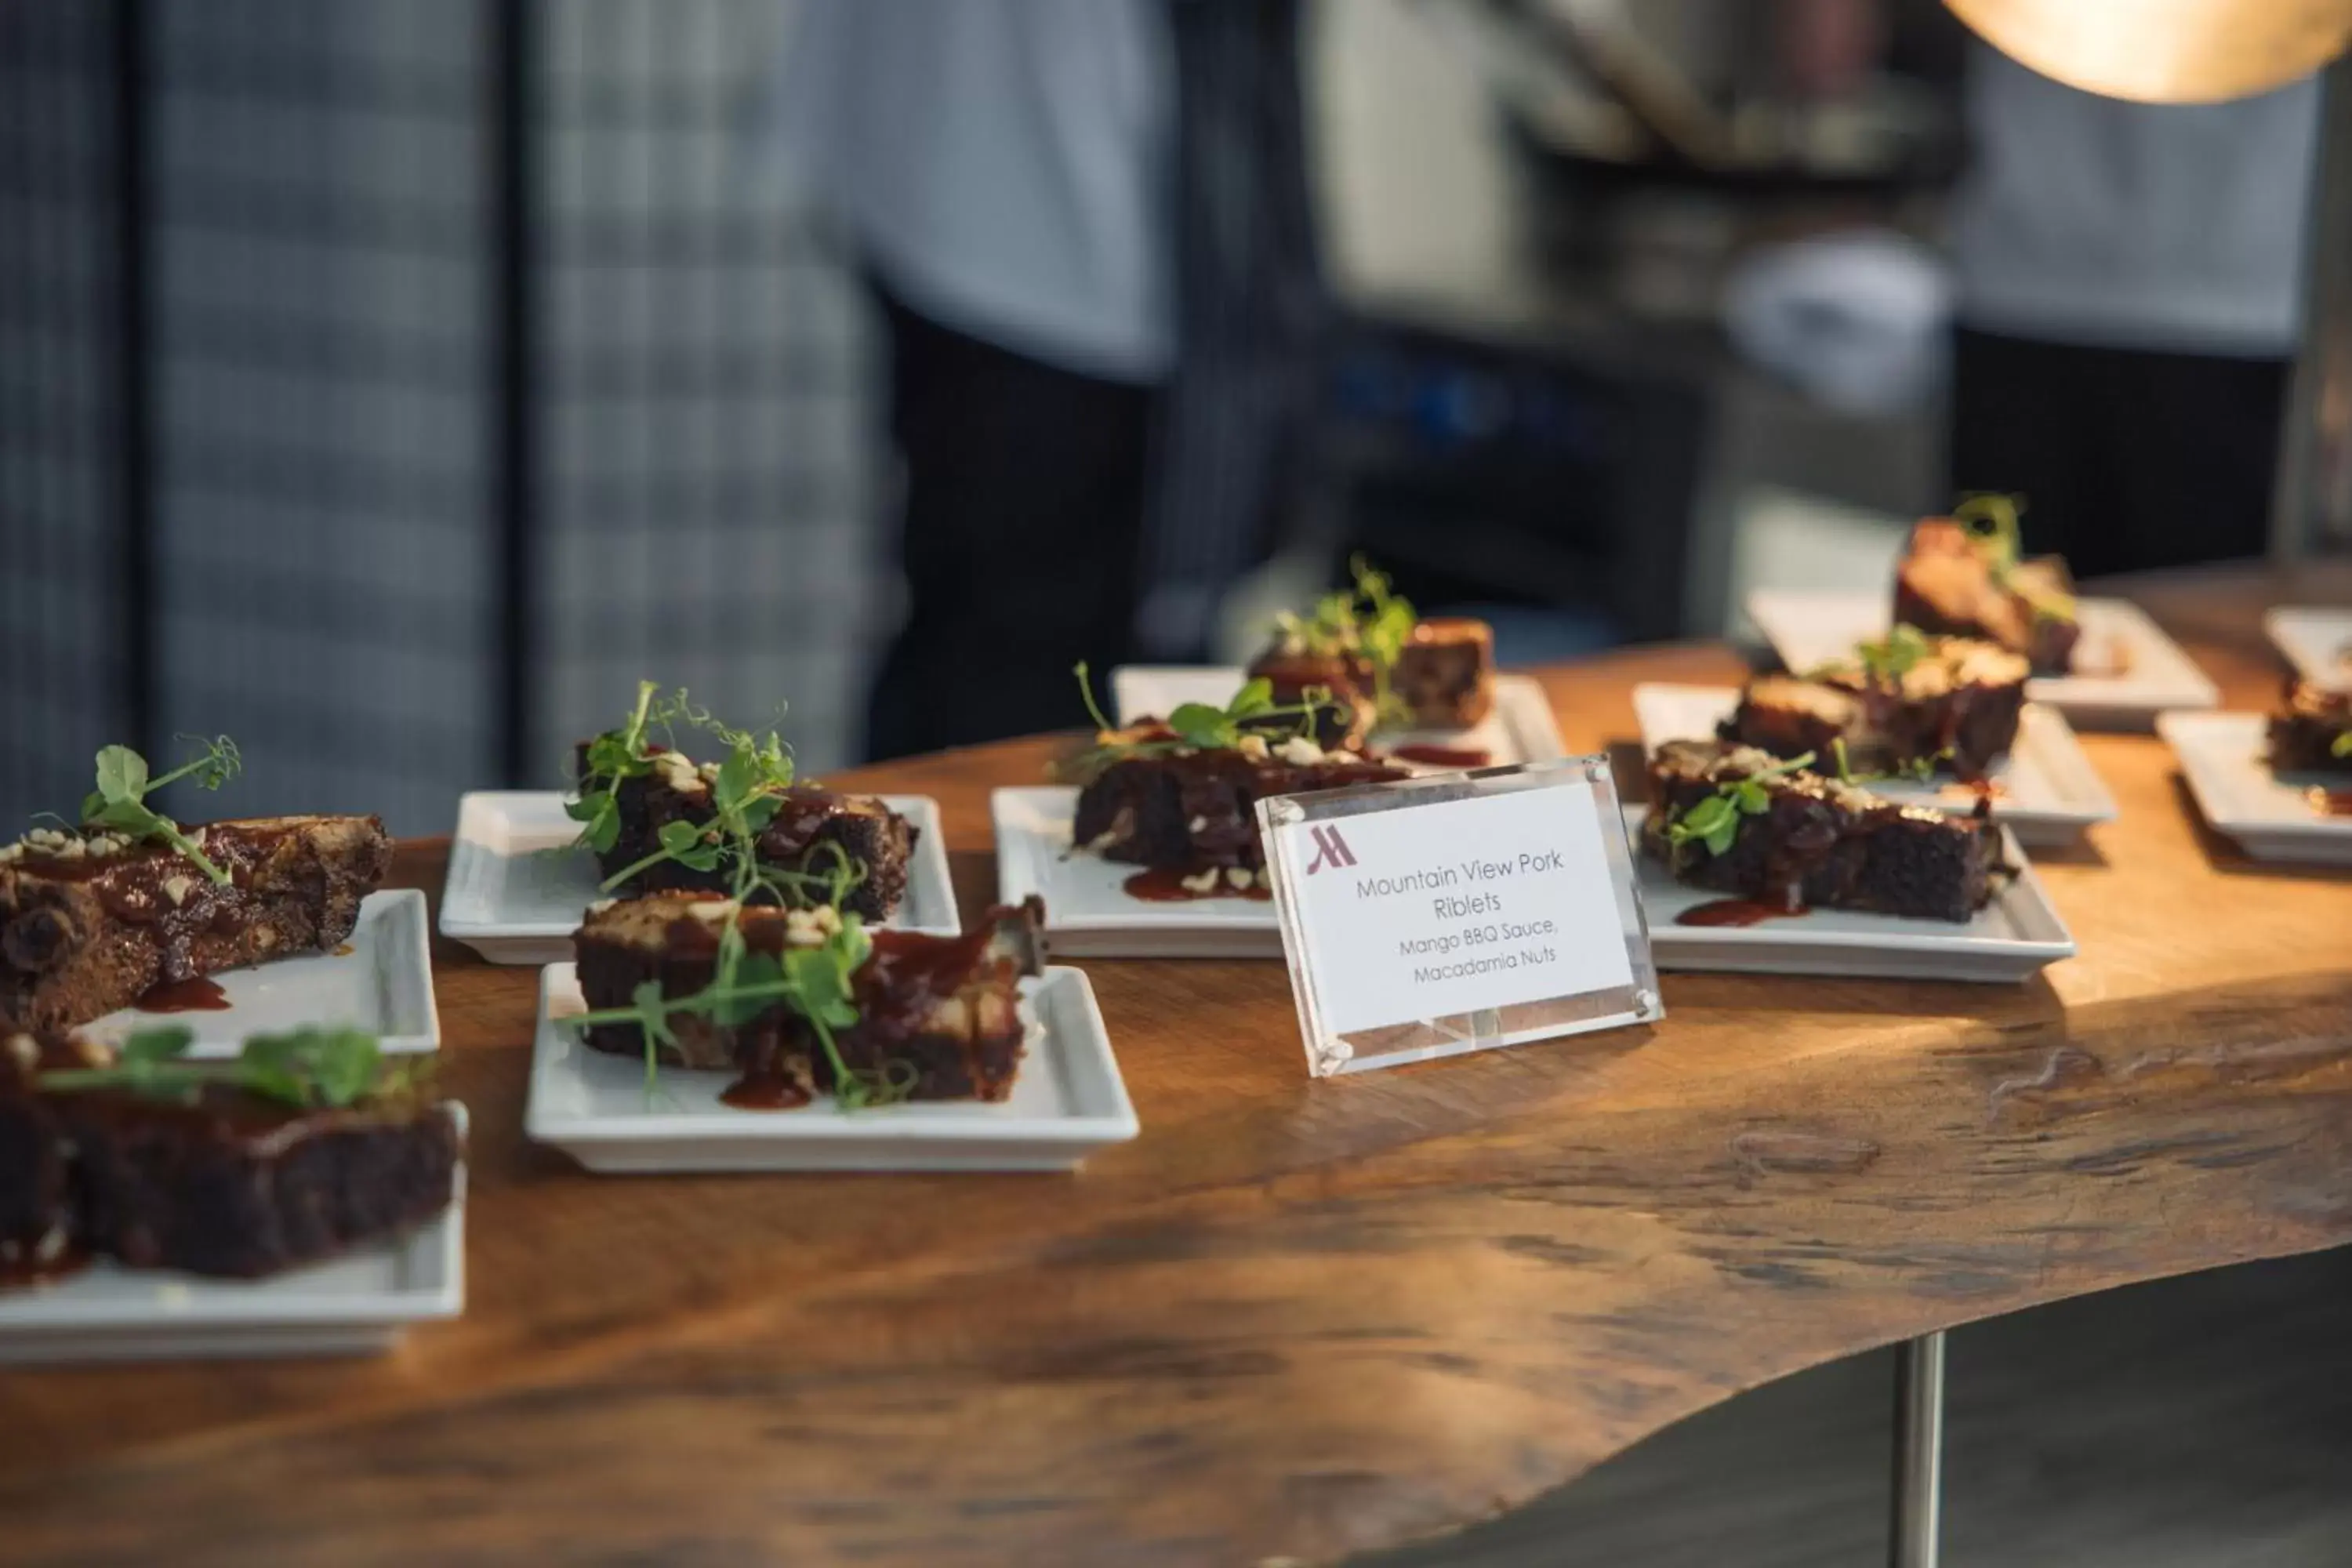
[1275,735,1327,766]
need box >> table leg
[1889,1330,1947,1568]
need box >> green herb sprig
[572,840,906,1110]
[1951,493,2075,626]
[1848,624,1933,684]
[566,682,796,858]
[2332,731,2351,760]
[38,1024,416,1109]
[1272,557,1418,727]
[1828,736,1953,786]
[1060,663,1343,782]
[565,683,842,903]
[1664,750,1817,858]
[75,736,241,884]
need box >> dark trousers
[1948,326,2288,579]
[860,282,1156,762]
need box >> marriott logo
[1304,824,1358,875]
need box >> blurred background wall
[1,0,873,832]
[0,0,1973,833]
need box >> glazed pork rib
[1070,734,1405,876]
[0,1033,459,1280]
[1245,617,1498,743]
[0,816,391,1035]
[1644,740,2004,923]
[1392,617,1497,728]
[1893,517,2079,675]
[2267,679,2352,774]
[1722,637,2029,782]
[580,745,914,923]
[575,894,1047,1103]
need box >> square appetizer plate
[527,964,1138,1174]
[1625,808,2074,984]
[2263,607,2352,690]
[2158,711,2352,867]
[0,1105,466,1365]
[1631,684,2115,848]
[77,888,437,1059]
[1111,666,1566,768]
[439,793,960,964]
[1746,590,2218,728]
[994,786,1283,959]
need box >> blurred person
[775,0,1321,760]
[1947,44,2321,576]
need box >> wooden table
[4,568,2348,1568]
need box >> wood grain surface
[1,567,2347,1568]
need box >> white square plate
[1111,667,1566,768]
[526,964,1138,1174]
[994,786,1283,959]
[1746,590,2219,729]
[2158,711,2352,867]
[1631,684,2115,848]
[78,889,438,1059]
[439,793,961,964]
[2263,607,2352,691]
[0,1104,466,1364]
[1628,807,2075,984]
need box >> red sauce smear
[720,1076,814,1111]
[0,1243,90,1292]
[2308,788,2352,818]
[1677,898,1810,928]
[134,975,231,1012]
[1390,743,1493,769]
[1123,866,1272,902]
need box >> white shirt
[771,0,1177,383]
[1950,44,2321,358]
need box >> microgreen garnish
[1273,557,1419,727]
[572,841,906,1110]
[1074,660,1119,735]
[1165,678,1285,750]
[568,681,795,856]
[1951,493,2075,625]
[38,1024,417,1109]
[562,682,906,1108]
[73,736,241,884]
[1851,624,1933,684]
[1664,750,1817,858]
[1060,665,1344,782]
[565,683,843,903]
[2332,731,2351,760]
[1828,736,1949,786]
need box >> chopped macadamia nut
[1276,736,1326,766]
[654,753,709,796]
[1235,734,1270,761]
[1178,867,1221,894]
